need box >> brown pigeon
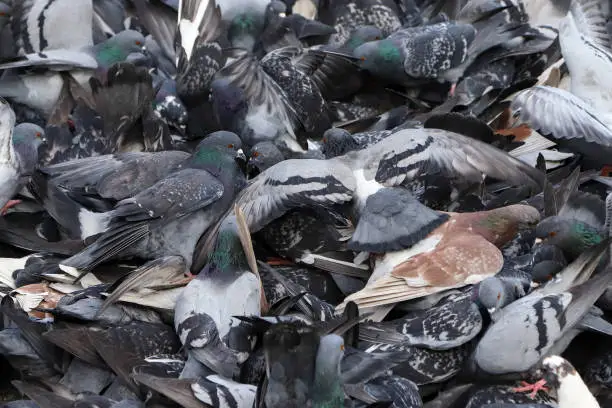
[337,204,540,315]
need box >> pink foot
[449,83,457,97]
[512,379,549,399]
[1,199,21,215]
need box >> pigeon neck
[557,372,600,408]
[209,230,249,272]
[604,192,612,238]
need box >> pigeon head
[470,204,540,246]
[96,30,146,68]
[321,128,359,158]
[266,1,287,20]
[343,26,384,51]
[474,277,510,314]
[353,39,403,74]
[247,141,284,177]
[312,334,345,406]
[540,355,577,393]
[211,78,248,131]
[12,123,44,174]
[228,10,266,51]
[535,216,604,259]
[190,131,245,175]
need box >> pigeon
[33,131,247,280]
[471,241,612,377]
[337,203,540,317]
[538,355,600,408]
[246,141,286,176]
[352,3,529,91]
[211,45,333,152]
[509,0,612,167]
[174,209,265,379]
[0,30,147,114]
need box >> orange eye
[360,56,366,61]
[135,40,142,46]
[322,137,327,143]
[340,344,345,351]
[35,132,41,138]
[496,293,501,300]
[549,231,557,237]
[374,36,381,40]
[228,144,234,148]
[252,151,259,157]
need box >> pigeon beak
[534,238,543,245]
[236,148,246,161]
[487,307,497,315]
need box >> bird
[31,131,247,280]
[174,208,266,379]
[510,0,612,167]
[0,29,147,114]
[537,355,601,408]
[471,241,612,378]
[337,203,540,317]
[238,126,544,253]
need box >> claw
[1,199,21,215]
[449,82,457,97]
[512,379,549,399]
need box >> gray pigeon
[238,126,544,253]
[471,241,612,377]
[31,131,247,281]
[11,0,94,55]
[174,213,262,378]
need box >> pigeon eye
[135,40,142,46]
[360,56,366,61]
[228,144,234,148]
[35,132,41,138]
[340,344,345,351]
[497,293,501,300]
[375,36,381,40]
[322,137,327,143]
[549,231,557,237]
[252,151,259,157]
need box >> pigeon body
[174,213,262,378]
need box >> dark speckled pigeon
[30,131,247,281]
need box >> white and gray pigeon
[471,241,612,377]
[0,29,147,114]
[237,126,544,254]
[510,0,612,166]
[539,355,600,408]
[174,213,263,379]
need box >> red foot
[449,83,457,97]
[600,165,612,177]
[1,199,21,215]
[266,257,294,266]
[512,379,549,399]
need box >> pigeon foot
[1,199,22,215]
[512,379,549,398]
[266,257,294,266]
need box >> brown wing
[337,232,502,311]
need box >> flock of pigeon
[2,0,612,406]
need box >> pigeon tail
[28,170,112,240]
